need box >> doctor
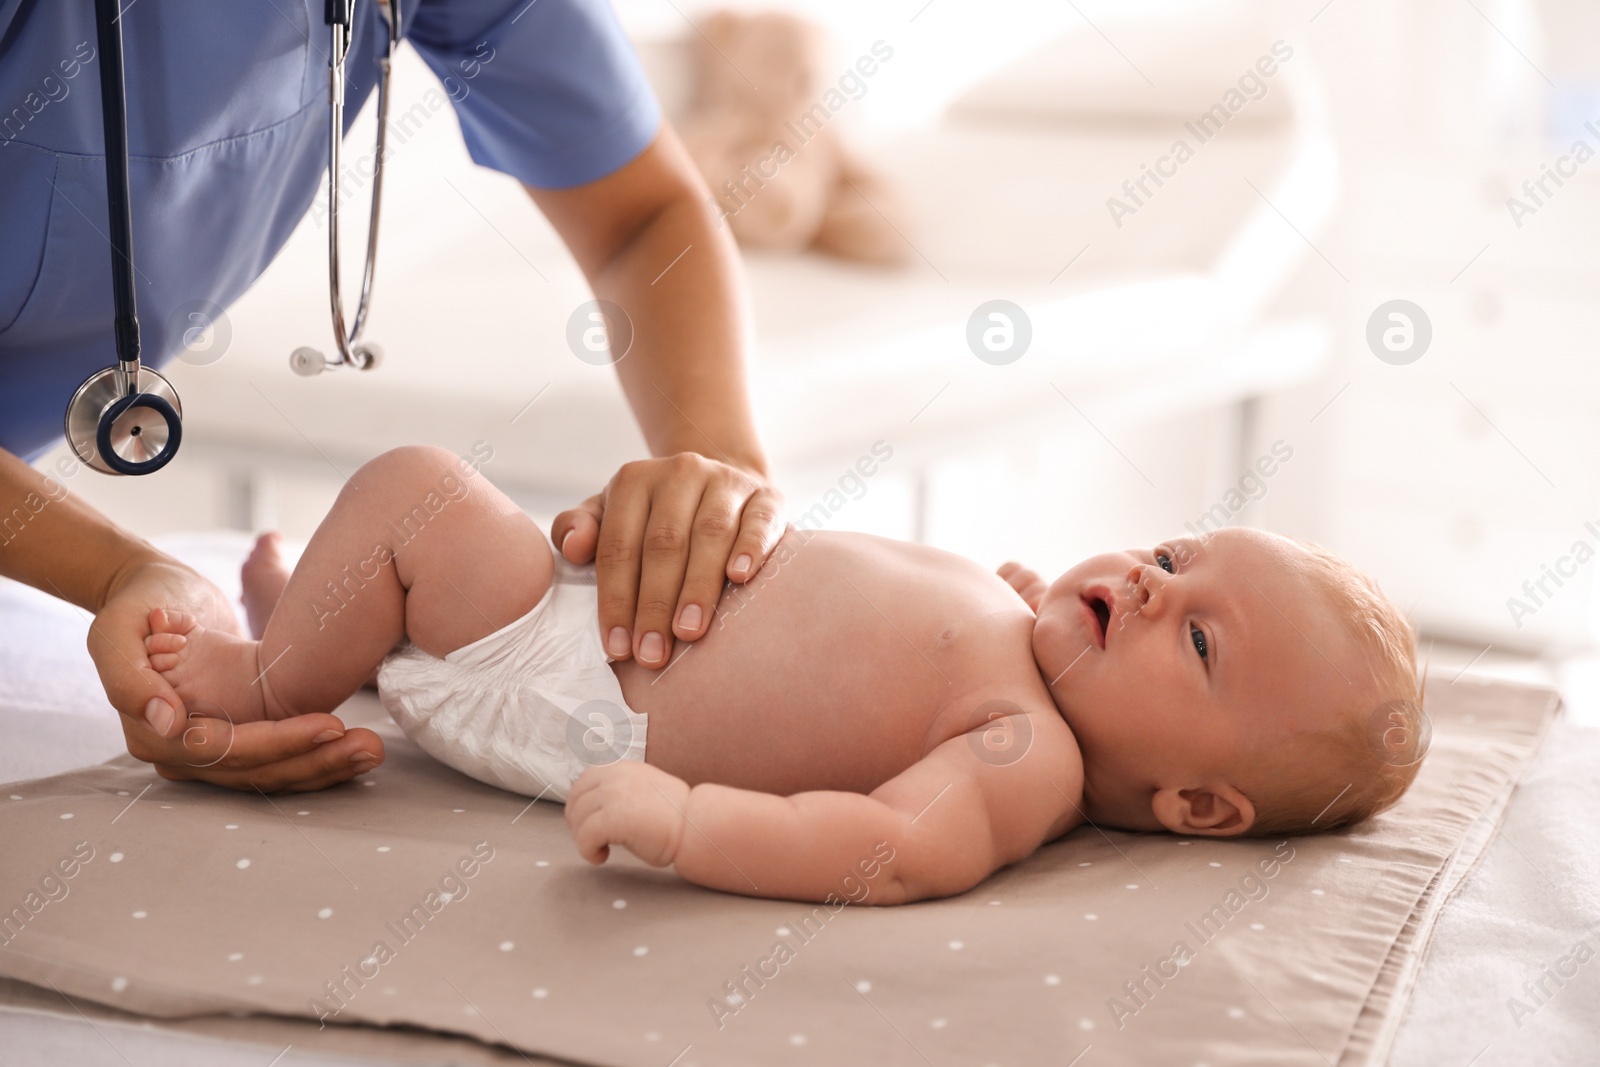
[0,0,783,790]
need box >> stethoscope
[65,0,400,476]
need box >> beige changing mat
[0,676,1560,1066]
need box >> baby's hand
[997,561,1048,612]
[565,762,691,868]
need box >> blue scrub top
[0,0,661,462]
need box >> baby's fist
[565,762,691,868]
[997,561,1048,612]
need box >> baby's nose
[1126,563,1170,609]
[1125,564,1150,604]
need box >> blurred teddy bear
[678,10,911,265]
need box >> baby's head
[1032,528,1423,837]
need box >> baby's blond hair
[1242,538,1425,837]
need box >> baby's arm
[566,711,1083,904]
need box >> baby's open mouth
[1082,593,1111,648]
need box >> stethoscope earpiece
[289,347,327,377]
[288,342,383,377]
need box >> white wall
[1245,0,1600,650]
[38,0,1600,652]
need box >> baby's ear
[1151,784,1255,837]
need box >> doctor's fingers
[671,490,744,645]
[152,737,383,793]
[629,468,784,656]
[549,493,604,566]
[589,468,655,663]
[134,717,385,792]
[725,480,785,585]
[628,474,709,667]
[90,555,245,738]
[90,605,189,739]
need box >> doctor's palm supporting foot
[0,448,382,792]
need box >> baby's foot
[145,608,276,723]
[241,532,290,639]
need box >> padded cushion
[0,676,1559,1065]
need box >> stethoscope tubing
[92,0,139,378]
[319,0,399,371]
[64,0,183,477]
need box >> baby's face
[1032,528,1359,811]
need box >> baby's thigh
[367,445,553,658]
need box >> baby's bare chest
[613,531,1046,794]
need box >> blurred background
[39,0,1600,702]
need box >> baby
[147,446,1425,905]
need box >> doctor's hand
[550,453,784,668]
[94,555,383,791]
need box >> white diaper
[376,541,647,802]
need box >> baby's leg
[240,532,379,689]
[241,532,290,639]
[148,446,552,721]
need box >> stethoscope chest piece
[64,364,183,475]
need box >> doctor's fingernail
[561,528,575,555]
[348,751,379,764]
[144,698,175,735]
[312,729,345,744]
[732,554,752,578]
[640,631,665,664]
[607,627,631,658]
[678,603,703,633]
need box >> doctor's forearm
[591,194,766,477]
[526,128,769,480]
[0,447,166,612]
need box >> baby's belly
[611,531,1016,795]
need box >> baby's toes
[146,631,187,655]
[148,607,198,636]
[245,531,284,568]
[146,633,186,670]
[252,530,284,552]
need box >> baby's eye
[1190,624,1208,662]
[1155,550,1174,574]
